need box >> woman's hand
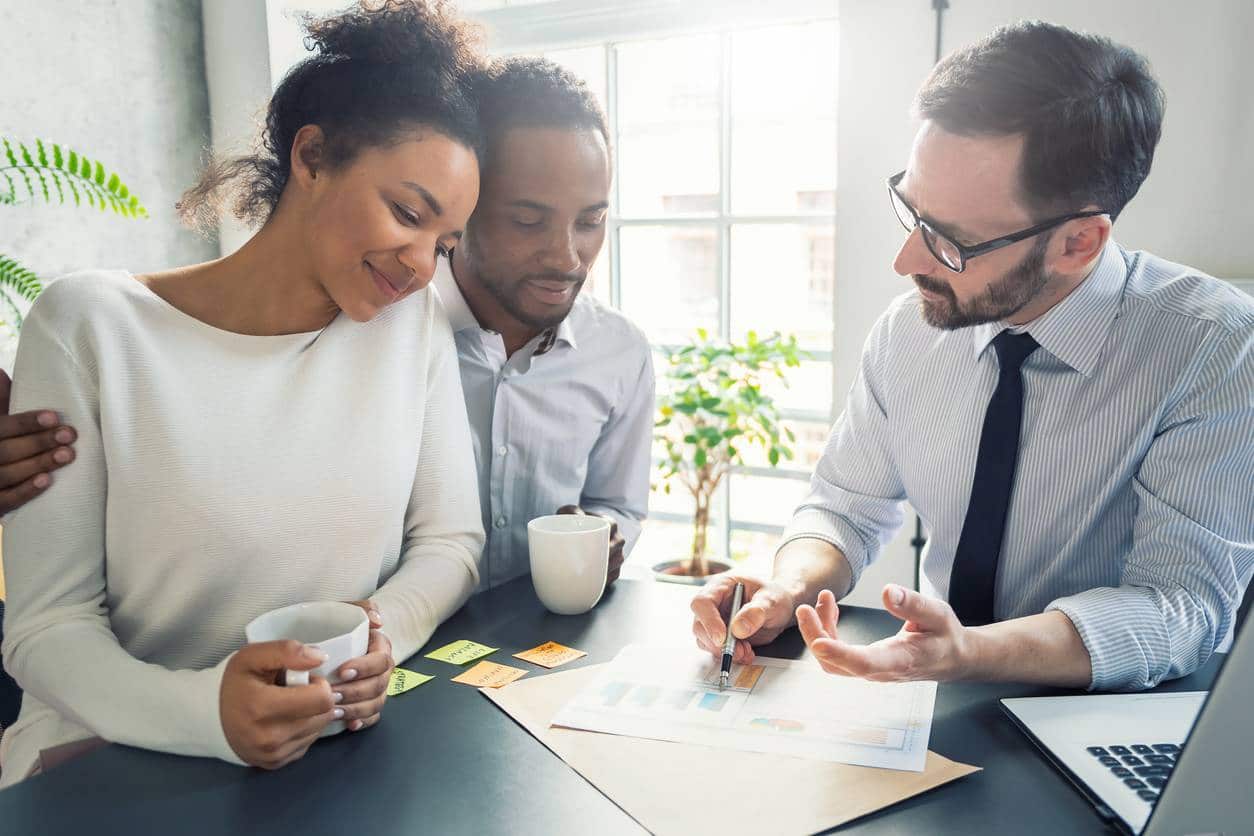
[338,601,395,732]
[220,641,338,769]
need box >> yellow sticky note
[451,660,527,688]
[513,641,588,669]
[387,667,433,697]
[424,639,498,665]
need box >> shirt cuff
[1045,586,1173,692]
[197,653,246,766]
[779,508,871,587]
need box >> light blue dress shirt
[433,258,655,590]
[783,241,1254,691]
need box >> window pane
[582,243,611,307]
[730,474,810,529]
[542,45,607,113]
[619,225,719,345]
[729,223,833,351]
[764,359,833,415]
[615,34,721,217]
[730,22,837,215]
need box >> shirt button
[497,445,508,456]
[494,517,507,529]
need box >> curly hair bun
[179,0,485,232]
[304,0,481,72]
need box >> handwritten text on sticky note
[514,641,587,669]
[387,668,434,696]
[451,661,527,688]
[424,639,497,665]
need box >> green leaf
[694,449,707,468]
[768,448,780,466]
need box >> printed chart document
[551,643,938,771]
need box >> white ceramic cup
[244,601,369,737]
[528,514,611,615]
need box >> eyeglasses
[887,170,1108,273]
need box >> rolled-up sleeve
[1047,326,1254,691]
[780,310,907,585]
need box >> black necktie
[948,330,1039,626]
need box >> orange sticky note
[513,641,588,669]
[451,660,528,688]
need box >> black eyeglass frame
[887,170,1108,273]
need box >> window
[540,17,838,571]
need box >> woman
[0,0,485,783]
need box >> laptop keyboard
[1086,743,1181,804]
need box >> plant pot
[650,558,734,586]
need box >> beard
[914,236,1051,330]
[464,238,585,330]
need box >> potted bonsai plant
[652,328,802,584]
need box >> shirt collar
[970,239,1127,376]
[431,255,580,354]
[432,256,480,334]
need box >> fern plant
[0,136,148,332]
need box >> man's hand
[220,641,338,769]
[556,505,625,586]
[0,370,78,516]
[691,574,799,664]
[337,601,394,732]
[795,585,974,682]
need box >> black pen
[719,582,745,691]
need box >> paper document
[486,663,978,835]
[551,644,938,771]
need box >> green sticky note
[387,667,434,697]
[424,639,498,665]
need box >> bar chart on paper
[551,644,938,771]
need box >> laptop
[1002,615,1253,835]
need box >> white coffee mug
[528,514,611,615]
[244,601,369,737]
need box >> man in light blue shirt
[436,58,654,591]
[693,21,1253,691]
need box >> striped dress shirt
[783,240,1254,691]
[433,258,655,591]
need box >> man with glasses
[692,21,1253,691]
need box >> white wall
[0,0,217,367]
[832,0,1254,606]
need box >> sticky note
[514,641,588,669]
[451,660,527,688]
[424,639,497,665]
[387,667,434,697]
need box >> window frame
[475,4,837,565]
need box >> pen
[719,582,745,691]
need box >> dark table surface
[0,577,1219,835]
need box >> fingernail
[891,585,906,605]
[333,691,344,704]
[53,448,72,463]
[341,668,358,681]
[37,412,56,428]
[303,645,329,663]
[333,708,344,720]
[54,428,74,444]
[351,720,363,731]
[33,473,50,489]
